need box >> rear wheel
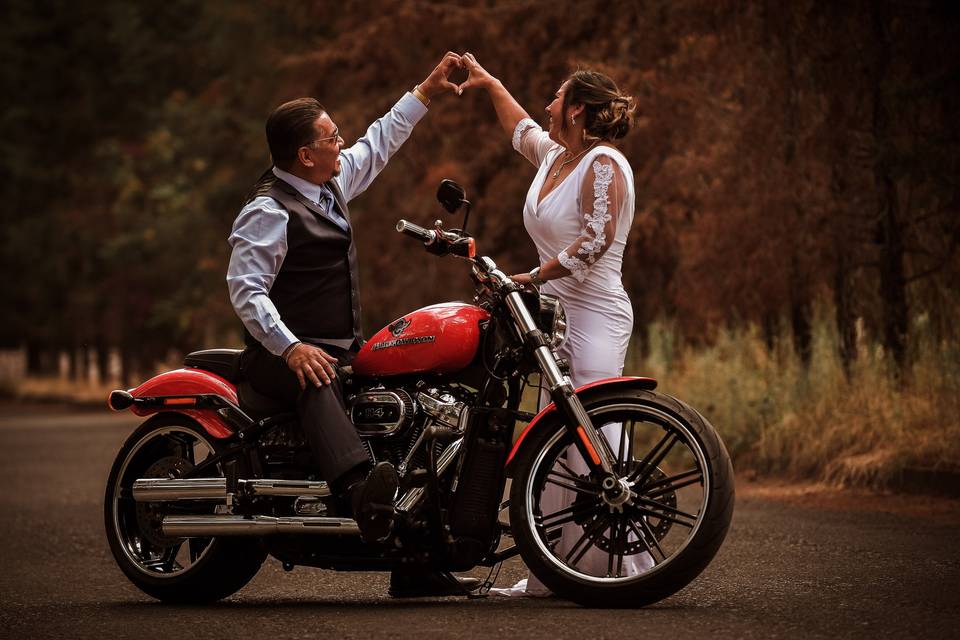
[104,413,266,603]
[509,390,734,607]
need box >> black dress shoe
[388,571,482,598]
[349,462,399,543]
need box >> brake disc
[134,456,194,548]
[633,467,676,541]
[585,467,677,555]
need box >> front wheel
[104,413,266,603]
[509,390,734,607]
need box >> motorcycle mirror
[437,179,467,214]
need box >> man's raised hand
[418,52,463,99]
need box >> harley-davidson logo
[388,317,411,336]
[372,335,436,351]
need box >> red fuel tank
[352,302,490,377]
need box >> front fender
[125,368,238,439]
[505,376,658,468]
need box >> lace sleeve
[557,155,626,282]
[512,118,556,167]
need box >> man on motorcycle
[227,52,475,596]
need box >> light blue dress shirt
[227,92,428,356]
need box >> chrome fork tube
[504,291,569,391]
[504,290,616,475]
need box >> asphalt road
[1,404,958,640]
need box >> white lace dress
[494,118,651,597]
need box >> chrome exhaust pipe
[132,478,227,501]
[249,479,331,497]
[132,478,331,502]
[162,515,360,537]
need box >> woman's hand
[457,52,497,94]
[455,52,528,136]
[419,52,463,99]
[284,343,339,390]
[509,273,534,288]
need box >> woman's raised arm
[459,53,554,167]
[458,52,529,137]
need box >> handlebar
[396,219,515,290]
[396,219,436,244]
[396,219,475,259]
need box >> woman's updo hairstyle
[563,70,634,141]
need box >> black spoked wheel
[509,390,734,607]
[104,413,266,603]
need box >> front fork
[503,291,621,488]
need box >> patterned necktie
[317,186,349,232]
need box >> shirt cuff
[398,91,429,124]
[260,324,300,358]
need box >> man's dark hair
[265,97,326,170]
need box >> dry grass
[627,307,960,489]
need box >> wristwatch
[528,266,546,286]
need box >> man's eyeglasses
[306,126,343,148]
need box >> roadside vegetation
[632,303,960,489]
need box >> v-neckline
[537,148,579,207]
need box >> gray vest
[243,173,363,352]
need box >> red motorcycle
[104,180,734,607]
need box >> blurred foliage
[1,0,958,383]
[637,303,960,484]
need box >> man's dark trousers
[240,343,368,484]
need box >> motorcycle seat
[184,349,242,383]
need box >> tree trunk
[833,249,857,380]
[762,313,779,354]
[871,1,909,382]
[26,343,43,376]
[780,7,812,369]
[788,254,813,368]
[72,344,91,382]
[28,345,58,376]
[96,339,110,386]
[830,164,857,381]
[877,173,908,377]
[120,349,133,389]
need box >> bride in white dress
[457,53,653,596]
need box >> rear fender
[123,368,239,439]
[505,376,658,469]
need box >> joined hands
[418,51,496,99]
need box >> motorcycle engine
[349,390,415,436]
[346,385,469,469]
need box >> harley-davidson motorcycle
[104,180,734,607]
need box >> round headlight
[538,294,568,349]
[551,302,567,348]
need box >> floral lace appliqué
[558,160,615,282]
[512,118,538,151]
[558,249,590,281]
